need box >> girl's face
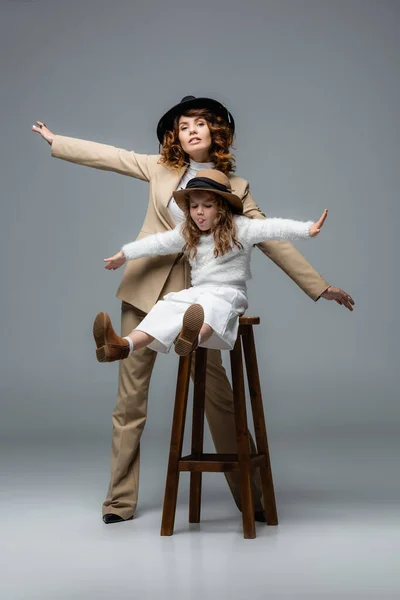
[189,191,218,233]
[178,115,212,162]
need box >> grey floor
[1,434,399,600]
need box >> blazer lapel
[156,164,187,230]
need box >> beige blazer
[51,135,329,314]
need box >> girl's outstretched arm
[242,210,328,244]
[104,226,184,270]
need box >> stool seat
[238,316,260,325]
[161,315,278,539]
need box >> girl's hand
[104,250,127,270]
[31,121,55,145]
[309,209,328,237]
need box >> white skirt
[135,285,248,353]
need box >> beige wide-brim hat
[173,170,243,215]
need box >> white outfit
[122,215,313,353]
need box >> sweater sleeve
[121,226,184,260]
[240,216,313,244]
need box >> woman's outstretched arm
[32,121,156,181]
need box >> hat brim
[157,97,235,144]
[173,187,243,215]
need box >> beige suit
[51,135,330,518]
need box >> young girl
[93,169,328,362]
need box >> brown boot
[174,304,204,356]
[93,312,130,363]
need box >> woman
[32,95,354,524]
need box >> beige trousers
[102,301,264,519]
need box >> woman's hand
[320,286,355,311]
[104,250,127,270]
[31,121,55,145]
[309,209,328,237]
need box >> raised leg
[242,326,278,525]
[189,348,207,523]
[161,354,192,536]
[230,337,256,539]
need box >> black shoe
[102,513,133,524]
[254,510,266,523]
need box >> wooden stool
[160,316,278,539]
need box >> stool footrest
[179,453,267,472]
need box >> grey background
[0,1,399,598]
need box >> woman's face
[178,115,212,162]
[188,190,218,232]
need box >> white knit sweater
[122,216,313,290]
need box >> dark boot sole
[175,304,204,356]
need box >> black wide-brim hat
[157,95,235,144]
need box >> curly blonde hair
[181,192,243,259]
[159,108,235,175]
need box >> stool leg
[189,348,207,523]
[230,337,256,539]
[161,354,192,536]
[242,326,278,526]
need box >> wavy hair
[159,108,235,175]
[181,192,243,259]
